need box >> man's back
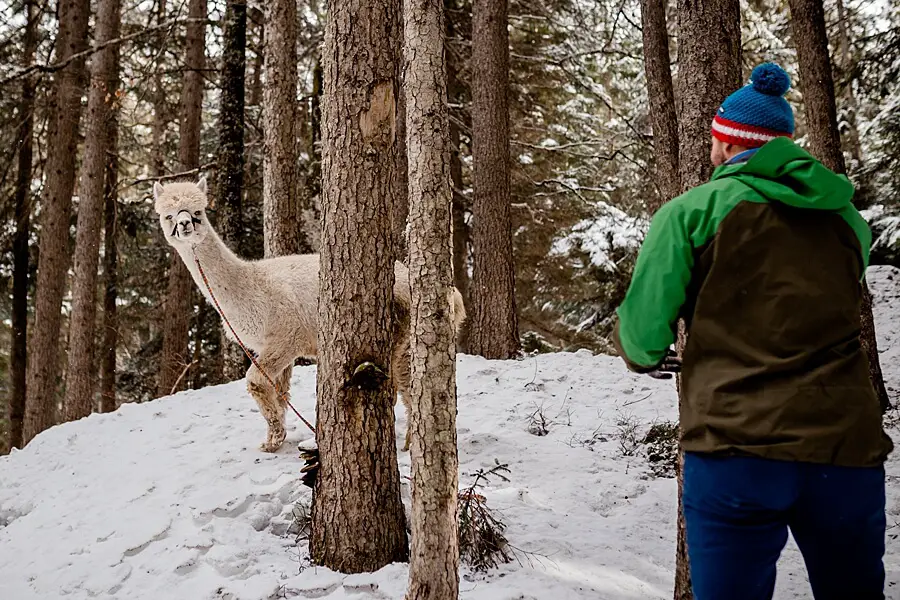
[614,137,892,466]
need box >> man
[613,63,893,600]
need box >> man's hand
[647,349,682,380]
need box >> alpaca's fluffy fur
[154,178,466,452]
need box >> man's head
[710,63,795,167]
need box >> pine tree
[99,129,119,414]
[25,0,92,442]
[158,0,207,398]
[309,0,409,572]
[403,0,460,596]
[262,0,304,257]
[675,1,742,597]
[64,0,122,422]
[9,0,38,449]
[469,0,519,359]
[217,0,249,382]
[789,0,892,413]
[640,0,680,206]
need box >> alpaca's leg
[246,348,294,452]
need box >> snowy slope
[1,267,899,600]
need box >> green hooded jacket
[613,137,892,466]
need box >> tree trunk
[158,0,207,398]
[9,0,38,450]
[675,1,741,596]
[640,0,681,207]
[789,0,846,174]
[151,0,168,176]
[835,0,863,167]
[469,0,519,359]
[676,0,742,190]
[24,0,91,443]
[394,10,410,262]
[263,0,305,257]
[447,1,470,352]
[216,0,249,383]
[403,0,460,597]
[64,0,122,422]
[100,124,119,414]
[789,0,891,413]
[310,0,409,572]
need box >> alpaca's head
[154,177,210,247]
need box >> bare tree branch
[0,17,200,86]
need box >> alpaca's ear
[153,181,164,203]
[197,176,208,195]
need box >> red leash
[192,251,317,434]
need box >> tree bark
[24,0,91,443]
[151,0,167,176]
[9,0,38,450]
[469,0,519,359]
[789,0,891,413]
[309,0,409,573]
[835,0,863,167]
[394,10,410,262]
[64,0,122,422]
[263,0,305,257]
[640,0,681,207]
[676,0,742,190]
[158,0,207,398]
[216,0,249,383]
[100,124,119,414]
[403,0,460,597]
[675,1,741,596]
[447,0,470,351]
[789,0,846,175]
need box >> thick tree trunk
[469,0,519,359]
[24,0,91,443]
[100,127,119,414]
[394,12,410,262]
[676,0,741,190]
[309,0,409,573]
[216,0,249,383]
[675,1,741,597]
[789,0,845,175]
[789,0,891,413]
[9,0,38,450]
[64,0,122,422]
[158,0,207,398]
[263,0,304,257]
[640,0,681,207]
[403,0,460,597]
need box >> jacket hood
[711,137,854,211]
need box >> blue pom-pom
[751,63,791,96]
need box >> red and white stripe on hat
[711,115,793,148]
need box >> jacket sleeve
[613,201,694,372]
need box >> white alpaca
[153,178,466,452]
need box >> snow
[551,206,648,270]
[2,267,900,600]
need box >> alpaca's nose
[176,212,194,234]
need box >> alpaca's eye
[194,211,201,216]
[165,215,173,221]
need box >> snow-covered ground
[2,266,899,600]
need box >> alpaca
[153,178,466,452]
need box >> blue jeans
[683,452,886,600]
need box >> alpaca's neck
[178,229,258,314]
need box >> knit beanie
[711,63,795,148]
